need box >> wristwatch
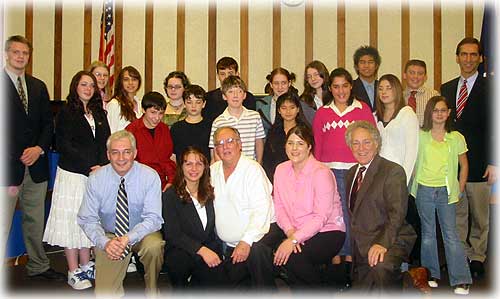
[291,239,298,244]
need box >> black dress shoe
[470,260,485,279]
[29,268,66,281]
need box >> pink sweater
[273,156,346,243]
[312,100,376,167]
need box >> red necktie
[456,79,468,119]
[350,166,366,211]
[407,90,417,112]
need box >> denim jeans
[333,168,351,256]
[415,184,472,286]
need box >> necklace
[169,101,184,112]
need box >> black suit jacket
[346,155,416,261]
[4,71,53,186]
[440,75,492,182]
[202,88,257,123]
[55,104,110,176]
[352,78,378,112]
[162,188,222,258]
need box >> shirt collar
[327,99,363,116]
[460,71,478,85]
[360,78,375,89]
[5,67,25,84]
[221,106,249,120]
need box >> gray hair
[106,130,137,151]
[213,126,241,143]
[345,120,381,152]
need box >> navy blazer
[3,71,53,186]
[440,75,492,182]
[352,78,378,112]
[55,104,110,176]
[162,188,222,258]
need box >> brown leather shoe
[408,267,431,294]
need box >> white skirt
[43,167,94,249]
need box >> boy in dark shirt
[170,85,211,162]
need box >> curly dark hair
[173,146,214,206]
[66,71,105,117]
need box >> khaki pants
[455,182,491,262]
[2,168,49,275]
[95,231,165,298]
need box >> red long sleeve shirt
[126,118,176,190]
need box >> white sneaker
[80,261,95,280]
[68,268,92,290]
[428,278,438,288]
[454,284,470,295]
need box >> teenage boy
[352,46,381,112]
[402,59,440,126]
[126,91,176,192]
[203,57,257,123]
[170,84,212,162]
[209,75,265,164]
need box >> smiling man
[440,37,496,280]
[78,130,164,297]
[345,121,416,293]
[210,126,279,289]
[352,46,381,112]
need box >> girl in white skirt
[43,71,110,290]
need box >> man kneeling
[78,130,165,297]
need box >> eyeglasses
[214,137,240,147]
[432,109,448,114]
[306,73,321,80]
[166,85,183,90]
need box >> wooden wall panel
[83,1,92,68]
[25,0,33,74]
[272,0,281,69]
[144,1,154,93]
[433,0,442,90]
[304,0,313,65]
[240,0,249,85]
[54,2,62,100]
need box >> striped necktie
[115,177,130,259]
[17,76,28,113]
[456,79,468,119]
[408,90,417,112]
[350,166,366,211]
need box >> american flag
[99,0,115,87]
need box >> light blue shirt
[361,78,375,108]
[77,161,163,250]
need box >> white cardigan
[377,106,419,185]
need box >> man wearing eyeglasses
[210,126,279,289]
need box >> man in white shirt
[210,126,278,288]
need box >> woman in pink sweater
[312,67,376,286]
[273,125,345,288]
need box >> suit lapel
[346,166,356,216]
[183,200,207,235]
[4,71,27,113]
[352,155,381,214]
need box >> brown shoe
[408,267,431,294]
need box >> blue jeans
[416,185,472,286]
[332,168,351,256]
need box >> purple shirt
[273,155,345,243]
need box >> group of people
[3,32,495,297]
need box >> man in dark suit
[2,35,63,280]
[202,57,256,123]
[345,121,416,292]
[440,37,496,279]
[352,46,381,112]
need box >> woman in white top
[106,66,143,133]
[375,74,419,184]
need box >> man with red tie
[440,37,496,280]
[345,121,416,293]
